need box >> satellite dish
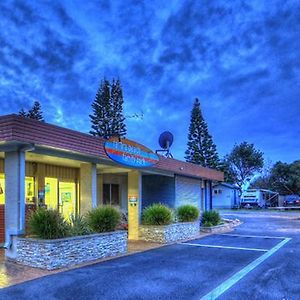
[156,131,174,158]
[159,131,174,149]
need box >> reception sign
[104,137,159,168]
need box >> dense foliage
[224,142,264,189]
[69,214,91,236]
[185,98,220,169]
[28,208,70,239]
[90,78,126,138]
[142,204,173,225]
[251,160,300,195]
[87,206,121,233]
[177,205,199,222]
[201,210,221,227]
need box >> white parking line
[180,243,268,252]
[219,233,287,239]
[200,237,291,300]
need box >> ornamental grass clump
[69,214,92,236]
[201,210,221,227]
[28,208,70,239]
[177,205,199,222]
[142,203,173,225]
[87,206,121,233]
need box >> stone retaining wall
[14,231,127,270]
[139,221,199,243]
[200,223,232,233]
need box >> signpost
[104,137,159,168]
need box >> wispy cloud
[0,0,299,162]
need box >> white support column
[80,163,97,215]
[4,150,26,258]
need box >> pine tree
[89,79,112,139]
[19,108,27,117]
[18,101,44,121]
[185,98,219,168]
[27,101,44,121]
[90,78,127,139]
[111,79,127,138]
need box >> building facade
[212,183,240,209]
[0,114,223,257]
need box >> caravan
[240,189,278,208]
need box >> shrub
[201,210,221,227]
[28,208,70,239]
[177,205,200,222]
[69,214,92,236]
[142,203,173,225]
[87,206,121,233]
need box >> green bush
[201,210,221,227]
[87,206,121,233]
[142,203,173,225]
[28,208,70,239]
[177,205,200,222]
[69,214,92,236]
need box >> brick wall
[175,176,202,210]
[142,175,175,209]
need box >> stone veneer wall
[139,221,199,243]
[14,231,127,270]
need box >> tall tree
[252,161,300,195]
[219,158,237,184]
[19,101,44,121]
[19,108,27,117]
[90,79,112,138]
[226,142,264,190]
[27,101,44,121]
[111,79,127,138]
[185,98,219,168]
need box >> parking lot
[0,211,299,300]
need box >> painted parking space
[180,234,291,300]
[181,233,286,251]
[0,234,291,300]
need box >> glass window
[25,177,35,204]
[45,177,58,210]
[103,184,111,205]
[0,174,5,205]
[103,184,120,206]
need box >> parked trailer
[240,189,279,208]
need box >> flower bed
[12,231,127,270]
[139,221,199,244]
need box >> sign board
[105,137,159,168]
[128,195,138,203]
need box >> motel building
[0,114,223,260]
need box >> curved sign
[104,137,159,168]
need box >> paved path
[0,211,299,299]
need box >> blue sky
[0,0,299,163]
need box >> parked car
[283,195,300,207]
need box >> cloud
[0,0,299,163]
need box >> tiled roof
[0,114,223,181]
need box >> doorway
[45,178,76,219]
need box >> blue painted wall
[142,175,175,209]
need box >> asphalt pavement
[0,211,299,300]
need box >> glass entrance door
[59,182,76,219]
